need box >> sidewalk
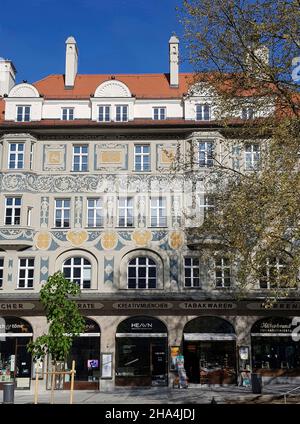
[4,384,300,404]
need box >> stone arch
[9,83,40,98]
[94,80,131,98]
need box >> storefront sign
[112,302,173,310]
[0,303,35,310]
[117,316,167,334]
[247,302,300,310]
[0,317,33,334]
[77,303,104,310]
[251,317,294,335]
[179,302,237,310]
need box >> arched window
[63,257,91,289]
[128,257,157,289]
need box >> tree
[28,271,85,370]
[178,0,300,301]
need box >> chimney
[0,59,16,96]
[169,34,179,87]
[65,36,78,88]
[245,45,269,77]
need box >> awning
[184,333,236,341]
[116,333,168,338]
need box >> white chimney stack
[0,59,16,96]
[65,36,78,88]
[169,34,179,87]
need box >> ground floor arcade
[1,299,300,390]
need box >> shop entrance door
[151,343,168,386]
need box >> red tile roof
[33,73,195,99]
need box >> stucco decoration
[187,82,217,98]
[94,80,131,98]
[8,83,40,98]
[44,145,66,171]
[66,230,88,246]
[40,197,49,227]
[131,229,152,247]
[95,143,128,171]
[169,230,185,250]
[101,231,118,250]
[35,231,52,250]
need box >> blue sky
[0,0,193,84]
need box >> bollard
[3,382,15,404]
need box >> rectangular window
[153,107,166,120]
[62,108,74,121]
[150,197,167,227]
[184,257,201,288]
[87,198,103,227]
[18,258,34,288]
[199,193,214,218]
[134,145,150,171]
[196,104,210,121]
[118,197,134,227]
[5,197,21,225]
[199,141,214,167]
[8,143,25,169]
[55,199,71,228]
[215,258,231,288]
[245,143,260,170]
[116,105,128,122]
[16,105,31,122]
[260,258,286,289]
[72,145,88,171]
[0,258,4,288]
[98,105,111,122]
[242,107,254,120]
[29,142,34,170]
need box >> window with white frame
[259,258,287,289]
[150,197,167,227]
[8,143,25,169]
[134,145,150,171]
[18,258,34,288]
[62,108,74,121]
[118,197,134,227]
[242,107,254,120]
[29,142,34,170]
[0,258,4,288]
[199,141,214,167]
[87,198,103,227]
[128,257,157,289]
[116,105,128,122]
[215,258,231,288]
[98,105,111,122]
[199,193,214,218]
[63,257,91,289]
[5,197,21,225]
[55,199,71,228]
[16,105,31,122]
[72,145,88,171]
[245,143,260,170]
[184,257,201,288]
[196,104,210,121]
[153,107,166,120]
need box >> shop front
[251,316,300,378]
[63,317,101,390]
[115,316,168,387]
[183,316,237,385]
[0,316,33,389]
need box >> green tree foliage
[27,271,85,362]
[179,0,300,300]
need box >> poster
[101,353,113,379]
[170,346,180,371]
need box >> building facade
[0,36,300,390]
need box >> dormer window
[62,108,74,120]
[98,105,111,122]
[116,105,128,122]
[196,104,210,121]
[153,107,166,120]
[16,105,31,122]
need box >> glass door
[151,342,168,386]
